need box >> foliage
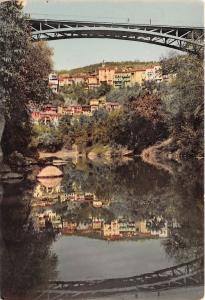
[31,124,63,152]
[106,84,141,104]
[0,2,53,155]
[160,54,204,157]
[60,82,111,105]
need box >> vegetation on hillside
[51,54,203,159]
[57,60,158,75]
[59,82,111,105]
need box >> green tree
[0,1,53,156]
[160,55,203,158]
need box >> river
[0,157,203,299]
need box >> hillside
[57,60,158,75]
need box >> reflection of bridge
[35,257,204,299]
[29,19,204,55]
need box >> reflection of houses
[33,176,63,205]
[62,221,77,234]
[77,220,92,231]
[34,209,62,231]
[119,219,136,236]
[103,220,120,238]
[93,200,103,208]
[93,199,110,208]
[59,191,110,208]
[150,221,168,238]
[92,218,103,230]
[85,193,95,201]
[135,219,169,238]
[135,220,151,235]
[33,182,62,199]
[60,191,94,203]
[151,225,168,238]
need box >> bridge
[33,257,204,299]
[29,19,204,55]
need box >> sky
[23,0,204,70]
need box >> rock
[87,151,98,160]
[0,172,23,181]
[0,163,11,174]
[53,159,68,166]
[37,166,63,178]
[8,151,37,166]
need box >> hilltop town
[31,62,172,127]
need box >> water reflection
[0,158,203,298]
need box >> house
[59,75,73,87]
[99,65,115,85]
[130,69,146,86]
[113,70,132,88]
[87,75,99,89]
[82,105,92,116]
[31,110,60,126]
[144,65,162,82]
[72,75,86,85]
[105,102,121,112]
[90,99,100,113]
[48,73,59,93]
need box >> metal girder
[29,19,204,55]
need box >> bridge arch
[30,19,204,55]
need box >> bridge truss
[29,19,204,55]
[33,257,203,299]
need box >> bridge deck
[29,18,204,55]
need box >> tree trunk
[0,112,5,163]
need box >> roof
[37,166,63,178]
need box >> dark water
[0,158,203,298]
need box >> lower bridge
[35,256,204,299]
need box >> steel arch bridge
[31,256,204,299]
[29,19,204,55]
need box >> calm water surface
[0,158,203,298]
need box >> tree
[0,1,53,156]
[1,182,57,297]
[131,93,165,124]
[160,54,203,158]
